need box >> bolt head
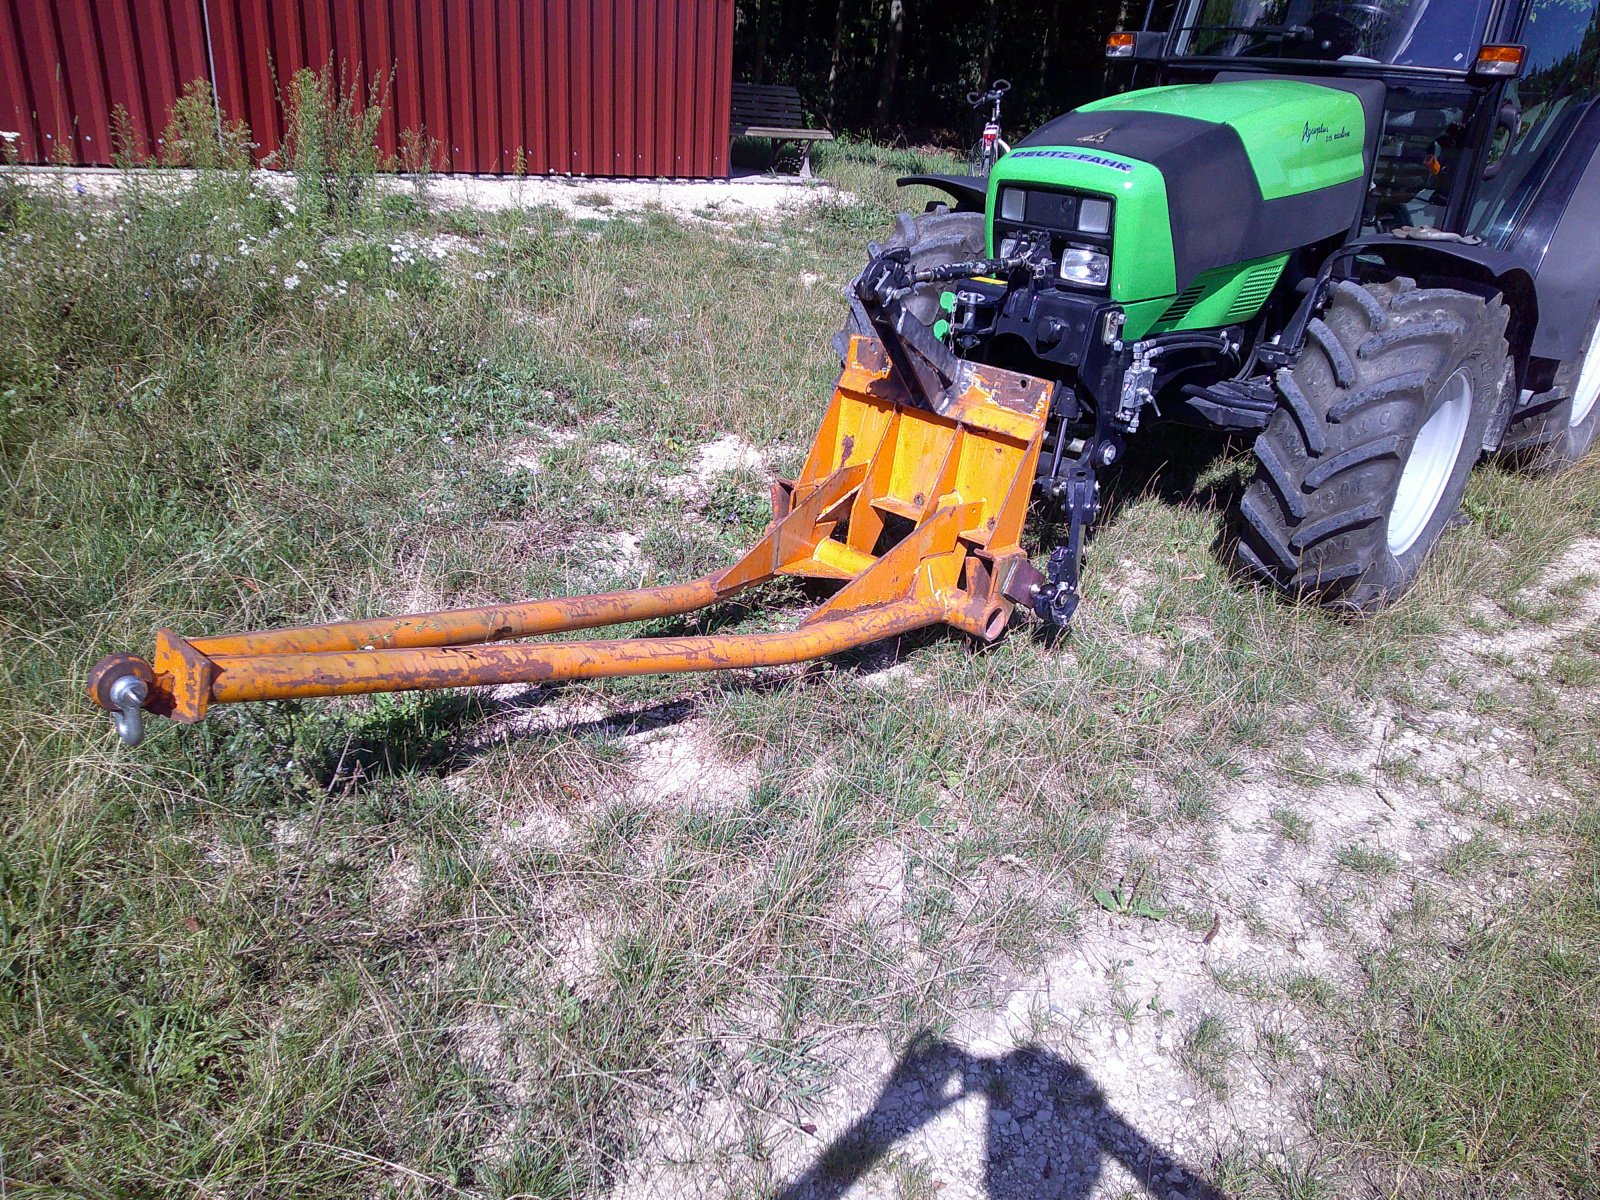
[87,653,154,712]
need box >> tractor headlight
[1060,247,1110,287]
[999,188,1025,222]
[1077,197,1112,235]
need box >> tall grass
[0,81,518,1197]
[275,64,388,222]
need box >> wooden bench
[730,83,833,177]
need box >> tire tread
[1237,279,1508,610]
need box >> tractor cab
[1166,0,1497,69]
[1141,0,1600,245]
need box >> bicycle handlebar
[967,79,1012,108]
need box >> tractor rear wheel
[834,209,985,360]
[1498,303,1600,473]
[1238,277,1511,611]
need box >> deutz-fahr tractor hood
[993,77,1383,308]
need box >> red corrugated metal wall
[1,0,734,178]
[1,0,210,165]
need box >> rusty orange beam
[186,460,872,659]
[115,503,977,726]
[199,597,942,707]
[189,576,728,658]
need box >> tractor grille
[1161,279,1209,325]
[992,184,1114,270]
[1157,256,1289,330]
[1224,258,1285,323]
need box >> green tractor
[852,0,1600,623]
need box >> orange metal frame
[89,337,1051,734]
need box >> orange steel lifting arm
[88,337,1053,745]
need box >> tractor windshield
[1171,0,1496,69]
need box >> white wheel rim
[1571,320,1600,427]
[1387,367,1473,557]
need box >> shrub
[276,64,388,224]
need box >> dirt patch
[1470,536,1600,660]
[372,850,423,922]
[603,626,1573,1198]
[542,909,611,999]
[454,1007,532,1169]
[838,841,910,932]
[663,434,772,501]
[855,660,929,693]
[623,721,757,811]
[495,805,582,856]
[425,173,841,222]
[1103,559,1159,618]
[591,531,646,580]
[693,435,769,476]
[14,166,843,224]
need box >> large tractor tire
[1498,304,1600,473]
[1238,277,1511,611]
[834,209,985,360]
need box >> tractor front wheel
[835,209,986,361]
[1238,277,1511,611]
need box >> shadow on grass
[295,583,978,789]
[1021,422,1264,648]
[1107,423,1249,514]
[1111,423,1275,602]
[1084,422,1255,568]
[777,1032,1225,1200]
[306,690,492,790]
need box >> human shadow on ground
[776,1032,1227,1200]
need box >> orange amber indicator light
[1106,32,1136,58]
[1474,44,1526,76]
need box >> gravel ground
[606,539,1598,1200]
[5,164,841,220]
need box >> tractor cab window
[1364,89,1472,232]
[1172,0,1495,69]
[1469,0,1600,244]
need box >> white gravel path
[3,163,841,220]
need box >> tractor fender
[1338,236,1537,450]
[1500,117,1600,373]
[896,173,988,213]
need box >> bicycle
[966,79,1011,177]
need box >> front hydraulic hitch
[1032,466,1101,627]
